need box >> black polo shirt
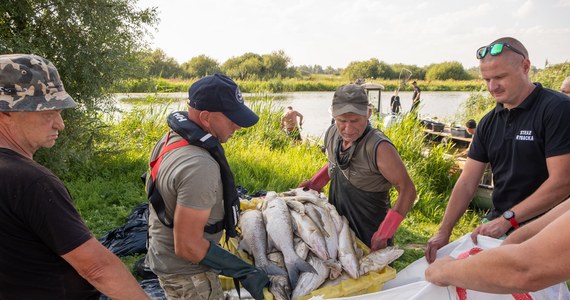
[469,83,570,213]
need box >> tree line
[141,48,477,81]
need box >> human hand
[425,256,456,286]
[297,180,322,193]
[370,233,388,251]
[470,218,510,244]
[370,209,403,251]
[425,231,451,263]
[240,267,269,300]
[298,165,330,193]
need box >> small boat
[455,157,494,211]
[361,82,402,128]
[421,120,472,149]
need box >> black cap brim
[223,106,259,128]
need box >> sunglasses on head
[476,43,526,60]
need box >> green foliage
[36,109,106,176]
[262,50,295,79]
[146,48,186,78]
[224,100,327,192]
[68,102,171,236]
[378,115,479,256]
[0,0,158,110]
[342,58,396,81]
[456,91,495,125]
[222,52,264,80]
[381,115,458,221]
[0,0,158,170]
[531,62,570,90]
[425,61,472,81]
[466,66,481,80]
[296,64,342,76]
[220,50,296,80]
[181,54,221,78]
[392,64,427,81]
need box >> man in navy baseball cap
[145,73,269,300]
[188,74,259,128]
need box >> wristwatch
[502,210,520,229]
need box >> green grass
[60,97,480,275]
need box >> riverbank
[112,76,486,93]
[114,90,478,140]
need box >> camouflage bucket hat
[0,54,76,112]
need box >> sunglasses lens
[490,43,504,56]
[477,47,488,59]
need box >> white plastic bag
[325,234,570,300]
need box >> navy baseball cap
[188,74,259,128]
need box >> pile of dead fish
[237,188,404,300]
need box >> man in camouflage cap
[0,54,149,299]
[0,54,76,112]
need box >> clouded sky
[137,0,570,70]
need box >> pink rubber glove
[298,164,330,193]
[370,209,404,251]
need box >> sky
[136,0,570,70]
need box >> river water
[115,91,479,140]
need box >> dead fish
[323,259,343,280]
[319,271,350,289]
[262,197,316,288]
[282,187,321,198]
[239,209,287,276]
[303,204,327,236]
[267,251,285,269]
[294,238,310,260]
[224,288,254,300]
[285,199,306,215]
[323,202,344,235]
[269,275,292,300]
[290,210,329,261]
[308,203,339,261]
[337,217,360,279]
[291,253,330,300]
[359,246,404,275]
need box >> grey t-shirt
[146,132,224,276]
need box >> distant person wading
[281,106,304,142]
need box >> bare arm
[426,210,570,293]
[473,154,570,240]
[172,204,212,262]
[296,111,304,126]
[425,158,486,263]
[62,238,150,300]
[368,142,416,250]
[510,154,570,222]
[376,142,416,217]
[503,197,570,245]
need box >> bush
[426,61,472,81]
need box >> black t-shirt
[0,148,99,299]
[468,84,570,212]
[412,86,421,101]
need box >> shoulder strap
[150,134,190,181]
[147,132,190,228]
